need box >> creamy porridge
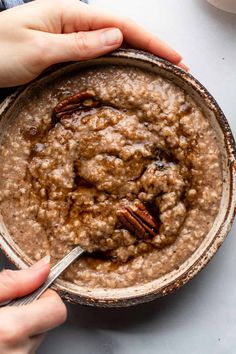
[0,65,222,288]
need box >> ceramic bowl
[0,49,235,307]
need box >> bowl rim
[0,48,235,307]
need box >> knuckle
[74,32,90,55]
[120,15,133,30]
[0,269,16,288]
[32,36,48,60]
[0,269,21,299]
[0,309,30,345]
[118,15,138,40]
[0,324,22,345]
[27,35,50,72]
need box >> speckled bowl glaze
[0,49,235,307]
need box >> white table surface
[0,1,236,353]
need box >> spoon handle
[7,246,84,307]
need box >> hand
[0,256,67,354]
[0,0,186,87]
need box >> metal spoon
[7,245,84,307]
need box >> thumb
[44,27,123,65]
[0,255,51,303]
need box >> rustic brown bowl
[0,49,235,307]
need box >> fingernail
[101,28,122,46]
[31,255,51,270]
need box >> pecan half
[117,201,159,239]
[53,91,100,120]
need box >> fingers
[59,1,182,63]
[39,288,62,300]
[27,289,67,335]
[116,20,182,64]
[43,27,123,64]
[0,287,65,352]
[178,62,189,72]
[0,256,50,303]
[2,289,67,337]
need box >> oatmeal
[0,65,222,288]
